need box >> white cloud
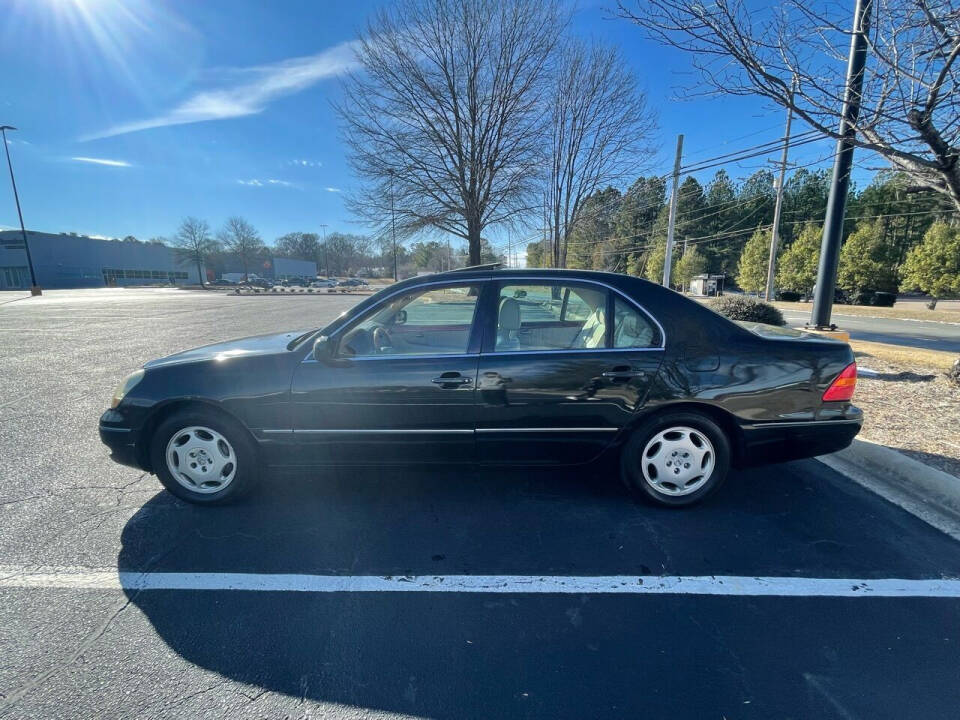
[325,186,342,193]
[237,178,296,188]
[289,159,322,168]
[71,156,132,167]
[82,41,358,141]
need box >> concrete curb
[818,438,960,541]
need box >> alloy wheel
[640,426,715,497]
[165,425,237,494]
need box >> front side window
[495,283,607,352]
[339,284,480,357]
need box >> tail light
[822,362,857,402]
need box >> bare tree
[618,0,960,210]
[218,217,264,282]
[545,40,657,267]
[339,0,562,264]
[171,217,217,288]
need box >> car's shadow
[116,462,960,718]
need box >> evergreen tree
[837,220,900,295]
[776,222,821,295]
[901,222,960,306]
[674,246,707,292]
[735,227,771,294]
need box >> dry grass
[772,300,960,324]
[850,344,960,478]
[849,340,957,372]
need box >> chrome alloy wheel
[640,426,715,497]
[165,426,237,494]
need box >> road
[1,288,959,719]
[779,307,960,352]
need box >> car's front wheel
[150,409,257,505]
[620,411,730,507]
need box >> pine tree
[735,227,771,294]
[901,221,960,306]
[776,222,821,295]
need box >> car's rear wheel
[621,411,730,507]
[150,409,257,505]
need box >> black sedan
[99,268,861,507]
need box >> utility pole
[662,134,684,289]
[764,81,797,302]
[811,0,873,328]
[507,236,512,269]
[389,170,398,281]
[318,224,329,278]
[0,125,40,295]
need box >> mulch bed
[854,355,960,478]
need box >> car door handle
[431,374,472,387]
[602,368,646,380]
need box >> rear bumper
[99,410,146,470]
[736,410,863,467]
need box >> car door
[476,279,664,465]
[289,281,484,465]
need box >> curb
[818,438,960,541]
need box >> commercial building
[0,230,203,289]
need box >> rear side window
[613,296,661,348]
[495,283,607,352]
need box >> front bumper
[99,409,144,470]
[737,408,863,467]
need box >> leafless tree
[339,0,562,265]
[545,40,657,268]
[618,0,960,210]
[171,217,217,288]
[218,217,264,282]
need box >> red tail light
[822,362,857,402]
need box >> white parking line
[2,568,960,597]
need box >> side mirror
[313,335,334,362]
[395,309,408,325]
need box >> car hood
[143,330,310,369]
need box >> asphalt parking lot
[1,288,960,719]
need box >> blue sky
[0,0,860,247]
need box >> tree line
[525,168,958,302]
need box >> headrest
[498,297,521,331]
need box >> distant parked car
[100,268,861,508]
[339,278,368,287]
[247,278,273,289]
[311,279,337,288]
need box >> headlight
[110,369,144,408]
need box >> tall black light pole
[1,125,40,295]
[810,0,873,328]
[389,170,398,281]
[319,223,329,278]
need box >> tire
[620,411,731,507]
[150,408,258,505]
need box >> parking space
[1,289,959,719]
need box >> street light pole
[389,170,398,281]
[810,0,873,328]
[0,126,40,295]
[319,224,329,278]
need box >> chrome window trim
[301,278,488,364]
[494,275,666,351]
[300,274,666,364]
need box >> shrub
[710,294,785,326]
[776,290,801,302]
[949,358,960,388]
[850,289,875,306]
